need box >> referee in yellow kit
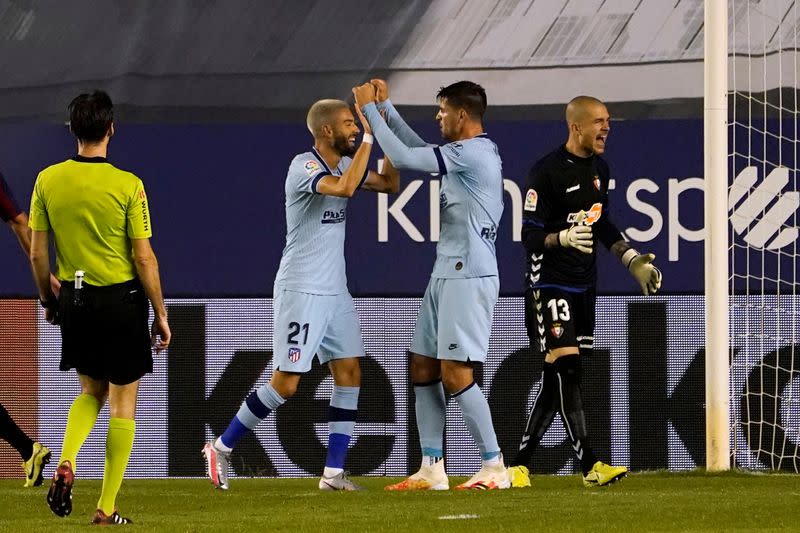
[29,90,170,526]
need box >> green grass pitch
[1,471,797,531]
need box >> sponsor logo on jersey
[481,224,497,241]
[524,189,538,211]
[448,343,458,350]
[567,202,602,226]
[440,191,448,208]
[288,347,302,363]
[321,209,346,224]
[593,175,601,191]
[566,184,580,193]
[304,160,321,177]
[551,323,564,339]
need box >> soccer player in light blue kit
[355,80,510,490]
[203,98,399,491]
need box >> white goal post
[709,0,800,472]
[704,0,731,472]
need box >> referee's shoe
[47,461,75,517]
[583,461,627,487]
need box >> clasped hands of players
[352,79,391,113]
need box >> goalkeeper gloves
[558,225,593,254]
[622,249,662,295]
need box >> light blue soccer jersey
[274,148,367,294]
[364,102,504,278]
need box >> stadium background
[0,0,797,478]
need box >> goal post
[719,0,799,472]
[704,0,732,472]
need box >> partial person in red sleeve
[0,170,57,487]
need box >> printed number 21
[547,299,570,321]
[288,322,309,345]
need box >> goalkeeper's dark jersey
[522,145,623,291]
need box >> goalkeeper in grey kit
[508,95,662,487]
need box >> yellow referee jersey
[29,156,152,286]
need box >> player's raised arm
[371,79,429,148]
[354,84,441,174]
[351,102,400,194]
[315,100,373,198]
[360,155,400,194]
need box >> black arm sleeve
[523,223,548,254]
[595,217,624,250]
[521,162,550,255]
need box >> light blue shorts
[272,286,364,373]
[410,276,499,362]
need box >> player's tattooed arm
[610,239,632,260]
[544,232,561,249]
[613,239,663,295]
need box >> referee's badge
[551,323,564,339]
[524,189,538,211]
[304,160,321,177]
[288,347,302,363]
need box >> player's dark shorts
[524,286,596,356]
[59,278,152,385]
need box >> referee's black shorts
[524,286,596,357]
[58,278,152,385]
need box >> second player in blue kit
[203,98,399,491]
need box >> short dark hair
[436,81,487,120]
[68,90,114,143]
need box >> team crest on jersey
[288,347,302,363]
[304,160,321,177]
[524,189,538,211]
[593,175,601,191]
[567,202,603,225]
[551,323,564,339]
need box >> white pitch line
[438,514,479,520]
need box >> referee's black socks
[512,362,557,467]
[553,355,598,476]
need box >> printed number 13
[547,298,570,321]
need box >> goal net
[728,0,799,472]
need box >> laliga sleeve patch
[524,189,538,211]
[304,160,322,177]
